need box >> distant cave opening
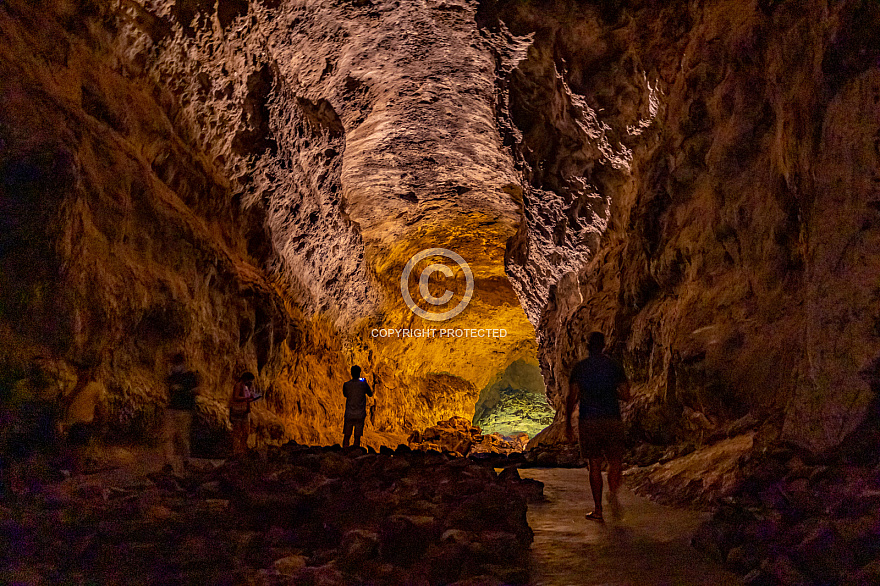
[472,358,554,441]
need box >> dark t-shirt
[167,370,199,410]
[343,378,373,419]
[569,353,626,420]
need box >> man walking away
[230,372,257,456]
[565,332,631,521]
[342,365,373,448]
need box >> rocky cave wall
[481,0,880,457]
[0,0,363,449]
[0,0,545,451]
[124,0,546,436]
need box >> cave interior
[2,0,880,584]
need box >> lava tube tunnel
[2,0,880,584]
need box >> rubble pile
[407,417,529,457]
[691,449,880,586]
[1,443,542,585]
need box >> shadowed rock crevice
[232,64,278,157]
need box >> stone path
[519,468,741,586]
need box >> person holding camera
[342,365,374,448]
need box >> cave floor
[518,468,741,586]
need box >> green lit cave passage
[473,359,553,439]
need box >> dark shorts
[344,416,366,437]
[578,417,625,460]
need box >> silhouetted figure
[163,353,200,473]
[565,332,632,521]
[342,365,373,448]
[230,372,258,456]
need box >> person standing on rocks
[342,365,373,448]
[565,332,631,521]
[163,353,200,473]
[230,372,258,456]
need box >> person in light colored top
[230,372,258,456]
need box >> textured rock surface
[474,387,553,438]
[0,0,329,448]
[0,0,539,451]
[408,416,528,456]
[626,432,756,507]
[0,444,538,585]
[690,446,880,585]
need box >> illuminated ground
[520,468,739,586]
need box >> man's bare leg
[607,456,623,519]
[352,419,364,448]
[587,457,605,520]
[608,457,623,495]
